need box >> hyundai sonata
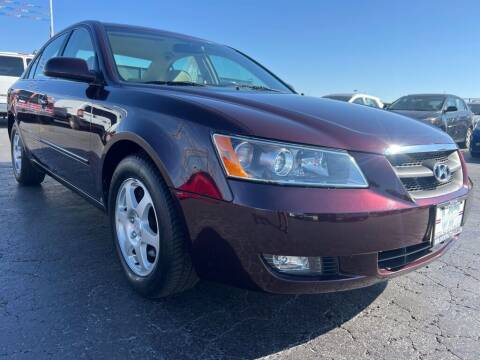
[7,21,472,297]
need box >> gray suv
[389,94,474,148]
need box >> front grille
[378,242,432,271]
[387,148,463,199]
[401,172,456,192]
[389,151,451,167]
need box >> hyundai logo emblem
[433,162,451,183]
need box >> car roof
[403,93,453,98]
[67,20,217,45]
[0,51,33,58]
[325,93,381,100]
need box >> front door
[443,97,459,141]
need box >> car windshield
[468,104,480,115]
[323,95,352,102]
[390,95,446,111]
[0,56,24,77]
[106,28,292,93]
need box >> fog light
[262,255,319,276]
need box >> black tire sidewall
[108,156,179,296]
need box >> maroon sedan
[7,21,472,297]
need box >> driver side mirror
[44,57,97,83]
[445,106,458,113]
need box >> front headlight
[425,117,440,124]
[212,134,368,188]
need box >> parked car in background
[323,93,384,109]
[470,122,480,158]
[467,102,480,129]
[0,52,33,117]
[7,21,472,298]
[389,94,474,148]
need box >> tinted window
[34,33,68,79]
[0,56,24,77]
[63,28,97,71]
[106,29,291,92]
[390,95,446,111]
[353,97,365,105]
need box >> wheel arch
[7,112,15,139]
[101,132,174,209]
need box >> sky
[1,0,479,102]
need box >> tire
[108,154,198,298]
[10,123,45,186]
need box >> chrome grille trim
[386,144,463,199]
[385,143,458,155]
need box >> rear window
[0,56,24,77]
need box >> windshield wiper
[217,83,281,93]
[144,81,206,87]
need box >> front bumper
[176,149,473,294]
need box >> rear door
[33,26,98,196]
[12,33,69,154]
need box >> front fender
[101,116,233,202]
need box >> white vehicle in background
[0,52,33,117]
[323,93,384,109]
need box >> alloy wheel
[466,128,472,149]
[12,132,23,176]
[115,178,160,276]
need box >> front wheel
[108,154,198,298]
[10,123,45,186]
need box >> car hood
[389,109,442,120]
[143,87,454,154]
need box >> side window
[353,97,365,105]
[446,97,457,111]
[26,56,40,79]
[455,98,467,112]
[33,33,68,79]
[63,28,97,71]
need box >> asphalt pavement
[0,122,479,360]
